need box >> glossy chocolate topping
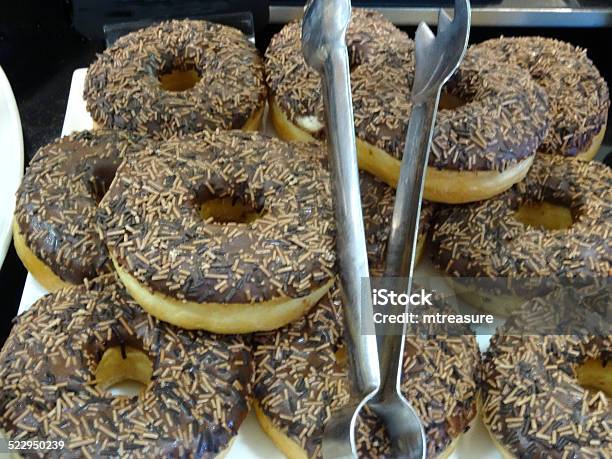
[84,19,267,139]
[474,36,610,157]
[14,130,150,285]
[0,275,253,458]
[98,131,336,304]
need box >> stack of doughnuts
[5,10,611,459]
[84,19,267,138]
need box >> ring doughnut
[84,19,267,139]
[253,286,481,458]
[481,286,611,458]
[0,274,253,458]
[13,130,149,292]
[431,154,611,316]
[98,131,336,334]
[474,36,610,160]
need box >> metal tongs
[302,0,470,458]
[369,1,471,459]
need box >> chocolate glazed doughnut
[431,155,611,316]
[98,131,336,334]
[253,286,481,459]
[482,287,611,458]
[0,275,253,458]
[13,130,150,292]
[84,19,267,139]
[474,36,610,160]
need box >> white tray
[0,65,24,269]
[17,68,501,459]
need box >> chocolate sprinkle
[14,130,151,285]
[474,36,610,157]
[84,19,267,139]
[98,131,336,304]
[0,275,253,458]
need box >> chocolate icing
[474,36,610,157]
[0,275,253,458]
[431,155,611,280]
[14,130,151,285]
[98,131,336,304]
[253,287,481,458]
[84,19,267,139]
[265,9,549,171]
[482,287,611,458]
[430,46,549,171]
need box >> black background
[0,0,610,345]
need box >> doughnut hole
[514,201,574,230]
[334,346,348,366]
[94,346,153,396]
[576,358,612,400]
[159,63,201,92]
[199,196,265,224]
[439,90,467,110]
[89,160,120,204]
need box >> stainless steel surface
[271,0,612,27]
[368,1,471,458]
[302,0,380,457]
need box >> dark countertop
[0,4,610,345]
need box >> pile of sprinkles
[97,131,336,304]
[0,275,253,458]
[253,286,481,458]
[84,19,267,139]
[482,286,611,458]
[431,154,611,280]
[14,129,151,285]
[474,36,610,157]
